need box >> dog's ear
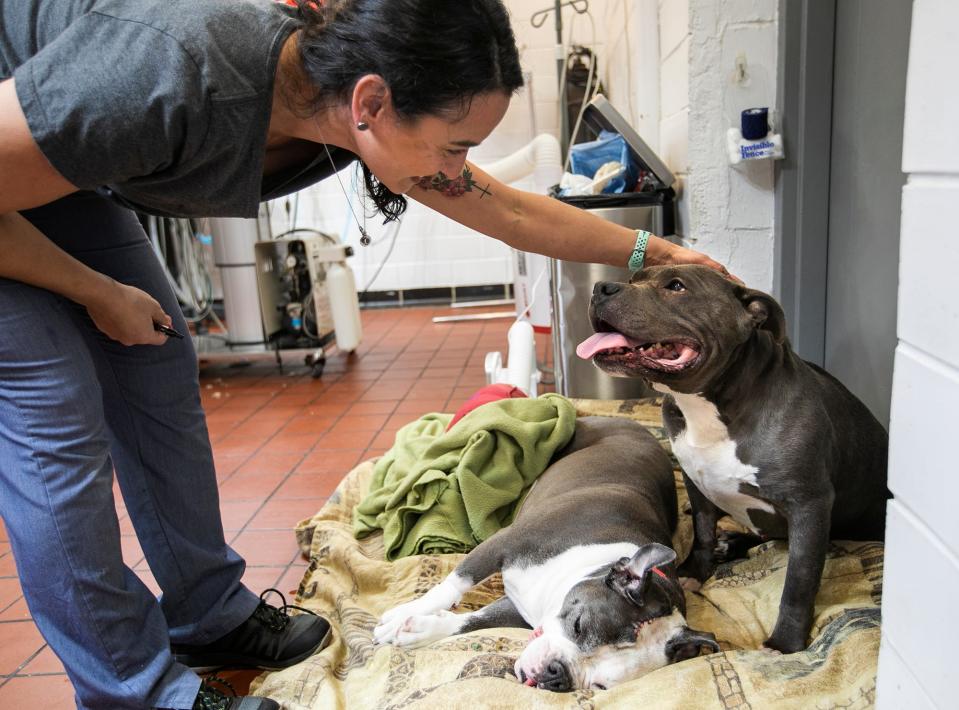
[606,543,676,606]
[665,627,720,663]
[736,287,787,344]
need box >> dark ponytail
[290,0,524,220]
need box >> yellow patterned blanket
[251,398,882,709]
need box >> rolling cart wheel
[311,357,326,379]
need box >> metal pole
[555,0,569,156]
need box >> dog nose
[593,281,622,299]
[538,659,573,692]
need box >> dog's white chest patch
[654,386,775,532]
[502,543,638,627]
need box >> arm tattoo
[416,166,492,199]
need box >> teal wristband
[628,230,651,272]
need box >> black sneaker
[192,676,279,710]
[173,589,332,671]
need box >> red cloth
[446,384,528,431]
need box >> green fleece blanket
[352,393,577,560]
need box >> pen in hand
[154,322,184,339]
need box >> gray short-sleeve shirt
[1,0,356,218]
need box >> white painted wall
[687,0,778,291]
[658,0,690,236]
[600,0,659,151]
[876,1,959,706]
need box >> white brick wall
[687,0,778,290]
[877,3,959,704]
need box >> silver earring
[356,121,369,131]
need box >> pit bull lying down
[578,265,889,653]
[374,416,718,692]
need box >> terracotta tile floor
[0,304,551,706]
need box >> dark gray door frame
[774,0,836,365]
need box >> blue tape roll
[741,107,769,140]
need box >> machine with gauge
[253,233,362,378]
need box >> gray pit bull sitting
[577,264,889,653]
[374,416,718,692]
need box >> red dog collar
[651,566,668,580]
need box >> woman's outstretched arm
[410,160,731,276]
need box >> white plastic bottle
[326,261,362,352]
[506,319,539,396]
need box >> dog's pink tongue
[576,332,631,359]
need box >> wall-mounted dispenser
[727,107,784,165]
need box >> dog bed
[250,398,882,709]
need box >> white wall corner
[880,1,959,706]
[660,108,690,175]
[659,0,690,61]
[877,501,959,709]
[633,0,662,149]
[876,634,937,710]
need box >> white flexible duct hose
[482,133,563,193]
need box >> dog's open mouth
[576,330,701,372]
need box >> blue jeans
[0,193,260,709]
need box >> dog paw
[374,610,460,649]
[375,599,429,645]
[713,531,763,563]
[762,632,805,655]
[676,552,714,582]
[679,576,703,593]
[379,597,436,627]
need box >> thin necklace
[322,142,372,246]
